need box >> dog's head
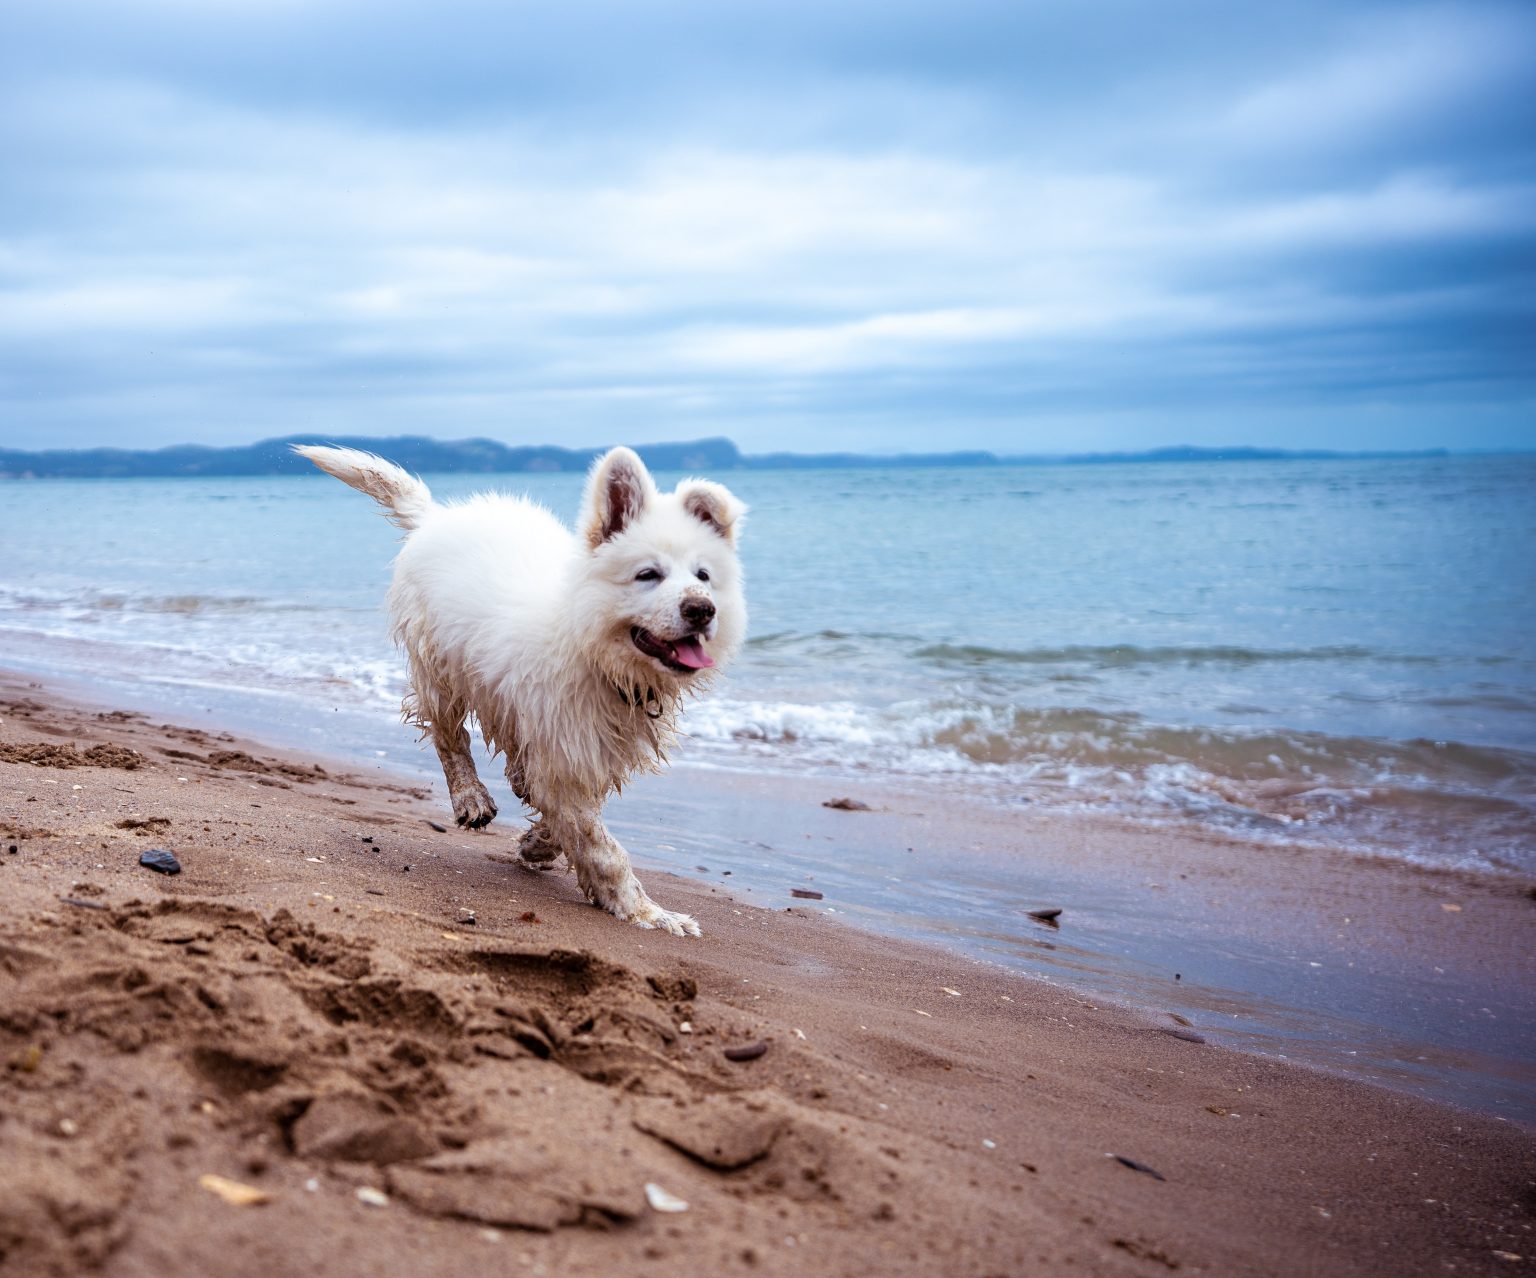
[576,447,747,691]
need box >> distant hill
[0,434,748,479]
[0,434,1465,479]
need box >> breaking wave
[682,696,1536,876]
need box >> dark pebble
[723,1042,769,1062]
[695,865,709,872]
[1027,907,1063,922]
[722,870,732,875]
[365,889,385,896]
[790,888,824,900]
[138,848,181,875]
[361,836,374,844]
[1113,1155,1166,1181]
[7,844,17,855]
[427,821,448,833]
[822,797,871,811]
[1160,1027,1207,1044]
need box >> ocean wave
[681,695,1536,874]
[0,585,335,617]
[0,622,406,711]
[916,642,1387,668]
[4,596,1531,874]
[689,697,1531,782]
[743,630,1476,673]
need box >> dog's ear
[675,479,746,545]
[584,447,657,548]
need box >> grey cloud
[0,0,1532,451]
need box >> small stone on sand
[138,848,181,875]
[644,1182,689,1213]
[9,1043,44,1073]
[1111,1155,1166,1181]
[199,1173,271,1206]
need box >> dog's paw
[516,822,562,870]
[451,784,498,829]
[628,902,703,938]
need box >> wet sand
[2,670,1533,1276]
[605,767,1536,1119]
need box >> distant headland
[0,434,1464,479]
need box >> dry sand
[2,671,1533,1276]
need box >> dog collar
[623,684,666,720]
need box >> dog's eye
[635,568,663,583]
[695,568,710,583]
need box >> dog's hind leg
[506,759,562,868]
[516,819,563,868]
[546,804,700,937]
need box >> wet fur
[294,444,746,936]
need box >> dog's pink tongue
[670,636,715,669]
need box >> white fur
[294,444,747,936]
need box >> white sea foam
[678,694,1536,876]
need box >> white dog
[295,444,747,937]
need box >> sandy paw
[451,784,498,829]
[517,822,562,868]
[629,904,702,938]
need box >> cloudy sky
[3,0,1533,454]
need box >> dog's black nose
[680,597,715,629]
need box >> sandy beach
[2,668,1533,1277]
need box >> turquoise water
[2,454,1534,874]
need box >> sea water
[2,454,1533,875]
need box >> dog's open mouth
[631,626,715,672]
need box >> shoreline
[5,663,1534,1121]
[2,672,1535,1275]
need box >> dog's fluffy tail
[292,445,436,531]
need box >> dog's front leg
[431,719,498,829]
[548,805,701,937]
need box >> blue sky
[2,0,1533,454]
